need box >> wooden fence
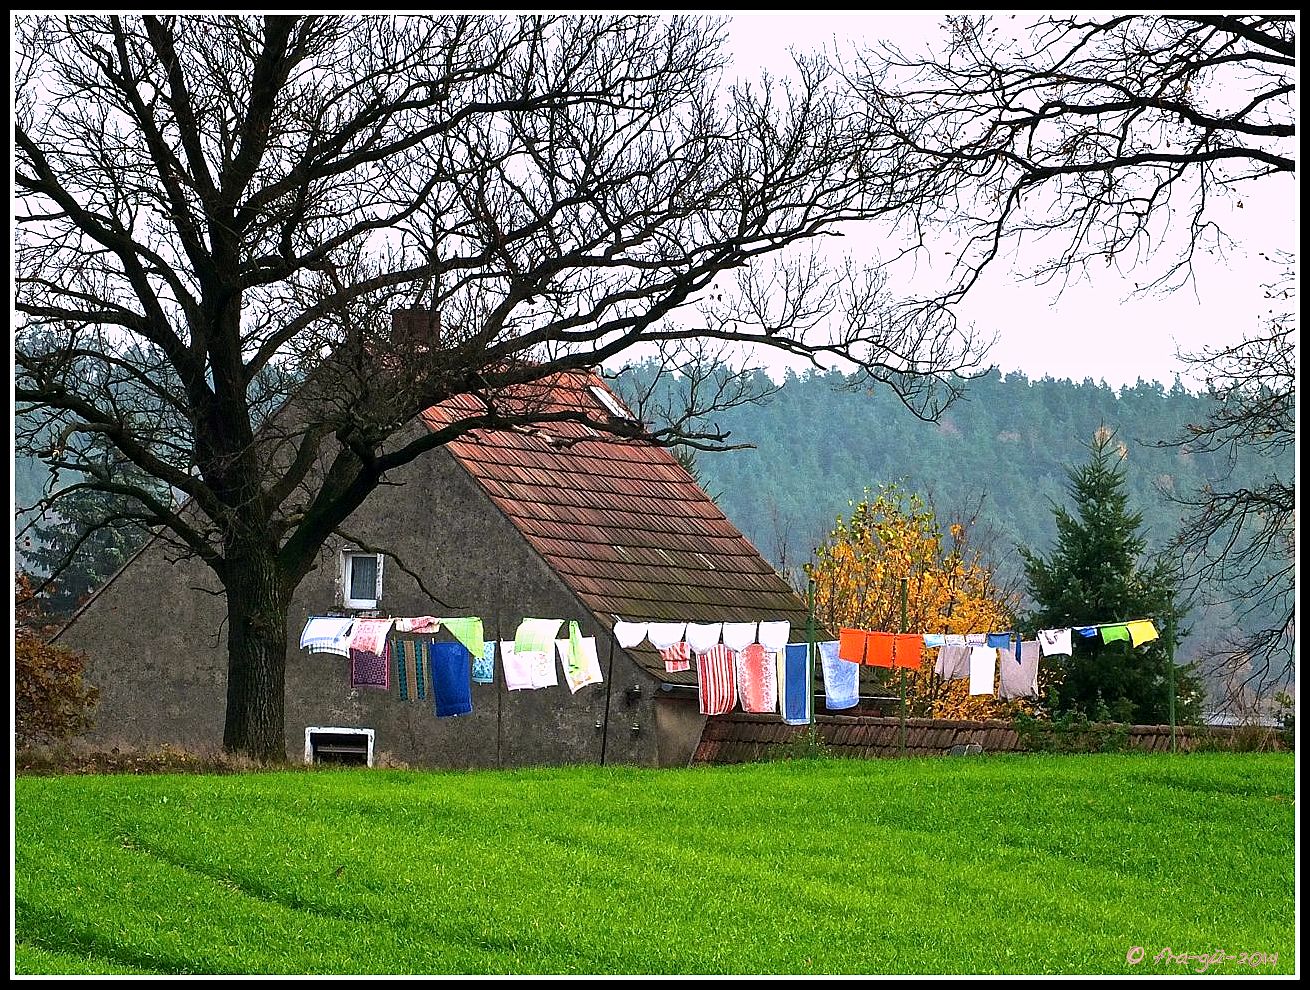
[692,713,1290,765]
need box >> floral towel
[734,643,777,713]
[556,635,603,693]
[473,641,496,684]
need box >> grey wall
[58,442,665,767]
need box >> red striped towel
[661,641,691,673]
[696,644,736,716]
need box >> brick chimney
[390,308,441,350]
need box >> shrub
[15,572,98,749]
[1012,710,1130,754]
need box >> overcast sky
[723,13,1298,389]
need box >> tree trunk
[222,548,290,761]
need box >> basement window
[305,727,375,767]
[341,550,384,610]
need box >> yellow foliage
[806,484,1031,720]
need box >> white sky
[723,12,1299,389]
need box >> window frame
[341,550,383,610]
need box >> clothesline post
[806,578,817,738]
[1166,612,1177,753]
[898,577,907,758]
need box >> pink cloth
[697,644,737,716]
[735,643,778,713]
[350,617,394,654]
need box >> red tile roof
[420,370,812,682]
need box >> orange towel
[864,631,895,668]
[893,634,924,670]
[838,627,868,664]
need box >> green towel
[438,616,485,658]
[515,617,563,655]
[1100,624,1131,644]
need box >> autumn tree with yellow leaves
[806,484,1029,719]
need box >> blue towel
[428,641,473,718]
[1074,625,1098,638]
[987,630,1020,662]
[782,644,812,725]
[922,633,946,648]
[819,640,858,710]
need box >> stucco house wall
[57,443,664,768]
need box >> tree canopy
[14,14,984,758]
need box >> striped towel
[660,641,691,673]
[393,638,429,701]
[696,644,737,716]
[428,641,473,718]
[735,643,777,713]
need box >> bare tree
[845,13,1296,703]
[14,15,984,759]
[846,14,1294,310]
[1159,256,1295,696]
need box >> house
[53,365,813,768]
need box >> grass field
[14,753,1296,975]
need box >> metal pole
[1166,612,1177,753]
[807,578,817,736]
[899,577,907,757]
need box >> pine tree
[28,487,155,617]
[1020,428,1202,724]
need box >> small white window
[341,550,384,610]
[589,384,632,420]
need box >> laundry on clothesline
[557,632,603,694]
[500,641,537,692]
[780,644,812,726]
[473,641,496,684]
[1126,620,1159,646]
[735,643,777,714]
[721,622,758,652]
[428,641,473,718]
[697,643,736,716]
[684,622,723,654]
[393,637,429,701]
[819,640,858,710]
[1037,628,1072,657]
[613,620,648,649]
[514,618,564,656]
[349,617,394,690]
[299,616,356,657]
[935,643,970,682]
[968,645,996,696]
[660,641,691,673]
[893,634,924,671]
[998,640,1041,700]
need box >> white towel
[943,634,966,646]
[819,641,859,710]
[613,620,648,649]
[965,633,987,646]
[556,637,603,693]
[721,622,758,652]
[299,616,355,657]
[393,616,441,633]
[645,622,687,651]
[756,620,791,651]
[684,622,723,653]
[530,647,558,689]
[500,641,535,691]
[968,646,997,695]
[1038,628,1073,657]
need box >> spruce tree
[1020,428,1202,724]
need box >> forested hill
[636,366,1288,671]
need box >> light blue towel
[922,633,946,648]
[782,644,812,725]
[819,640,858,710]
[473,641,495,684]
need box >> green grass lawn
[14,753,1296,975]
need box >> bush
[767,728,832,762]
[15,573,98,749]
[1012,710,1130,754]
